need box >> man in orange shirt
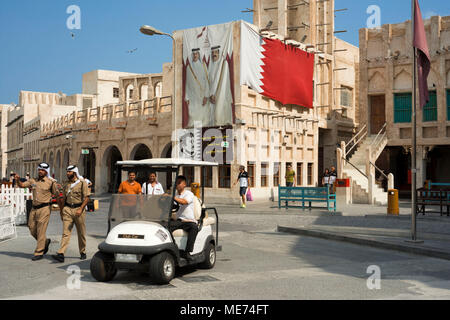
[118,171,142,219]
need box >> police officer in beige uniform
[52,165,90,263]
[15,163,60,261]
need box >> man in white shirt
[169,175,198,260]
[142,172,164,195]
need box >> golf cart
[90,158,220,285]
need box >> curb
[277,225,450,261]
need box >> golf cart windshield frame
[112,161,214,230]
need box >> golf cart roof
[116,158,219,168]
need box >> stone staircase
[341,132,389,206]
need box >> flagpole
[411,0,417,241]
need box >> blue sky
[1,0,449,104]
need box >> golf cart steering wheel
[171,202,180,213]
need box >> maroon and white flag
[413,0,431,108]
[240,21,315,108]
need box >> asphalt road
[1,203,450,300]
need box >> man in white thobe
[208,45,233,127]
[185,48,210,128]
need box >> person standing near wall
[285,164,296,207]
[329,166,337,194]
[322,168,330,188]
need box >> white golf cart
[90,159,220,285]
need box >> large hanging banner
[240,21,315,108]
[182,22,235,129]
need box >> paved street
[1,199,450,300]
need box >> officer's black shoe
[52,253,65,263]
[80,253,87,260]
[31,255,43,261]
[43,239,51,255]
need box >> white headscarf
[66,165,84,193]
[37,163,51,178]
[66,165,84,180]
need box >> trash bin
[387,189,399,215]
[191,183,201,198]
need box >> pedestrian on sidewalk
[329,166,337,194]
[52,165,90,263]
[285,164,296,207]
[15,163,60,261]
[322,168,330,187]
[233,165,249,208]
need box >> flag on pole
[240,21,315,108]
[413,0,431,108]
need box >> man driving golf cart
[90,158,220,285]
[170,175,198,260]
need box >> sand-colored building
[7,91,87,177]
[38,0,360,202]
[357,15,450,198]
[0,104,12,178]
[39,67,173,193]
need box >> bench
[416,188,450,216]
[428,182,450,190]
[278,186,336,212]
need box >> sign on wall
[178,126,233,164]
[182,22,235,129]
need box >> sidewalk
[258,200,450,261]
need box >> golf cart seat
[172,197,216,237]
[171,217,216,237]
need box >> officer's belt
[65,202,83,209]
[32,203,51,210]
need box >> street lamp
[140,25,177,158]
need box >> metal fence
[0,185,32,225]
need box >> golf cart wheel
[149,252,175,285]
[200,242,216,269]
[90,251,117,282]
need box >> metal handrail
[371,122,387,150]
[345,125,368,159]
[369,161,389,180]
[345,124,367,153]
[342,157,367,178]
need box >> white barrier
[0,185,32,226]
[0,205,16,242]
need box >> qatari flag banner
[240,21,315,108]
[413,0,431,108]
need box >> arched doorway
[55,150,61,181]
[126,84,135,102]
[160,143,173,189]
[78,149,96,185]
[131,144,152,161]
[130,144,152,185]
[103,146,123,193]
[63,149,70,170]
[140,84,149,101]
[161,143,172,158]
[154,81,163,98]
[48,152,54,178]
